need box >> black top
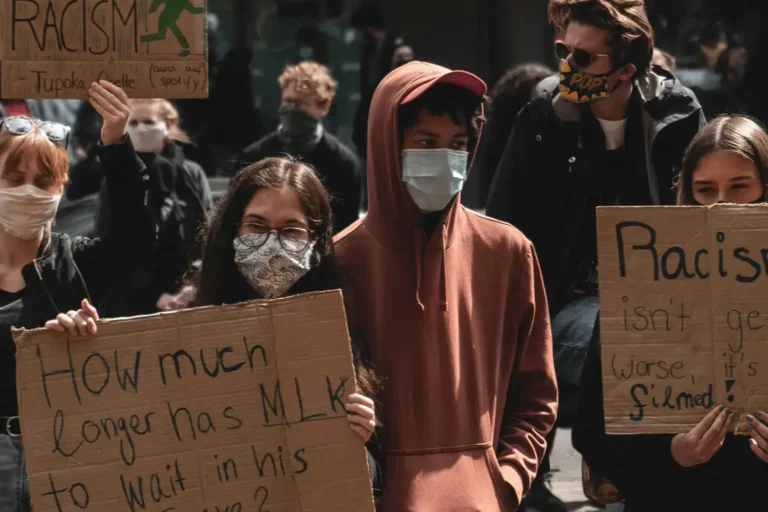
[572,104,653,296]
[0,138,155,417]
[0,289,23,308]
[96,144,212,316]
[0,290,24,413]
[486,68,705,315]
[236,131,362,234]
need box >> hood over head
[363,61,486,251]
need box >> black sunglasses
[0,116,71,148]
[555,41,610,69]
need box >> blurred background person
[350,3,410,160]
[96,98,212,317]
[198,48,266,176]
[463,62,553,210]
[236,61,361,234]
[175,11,225,166]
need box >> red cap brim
[401,70,487,105]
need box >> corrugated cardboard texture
[14,290,375,512]
[597,206,768,434]
[0,0,208,98]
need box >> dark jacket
[573,321,768,511]
[0,139,154,417]
[97,144,212,316]
[236,131,361,234]
[486,67,705,315]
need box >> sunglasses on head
[555,41,610,69]
[0,116,71,148]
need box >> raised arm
[73,81,156,305]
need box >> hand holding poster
[597,206,768,434]
[0,0,209,98]
[14,290,375,512]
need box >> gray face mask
[277,106,322,155]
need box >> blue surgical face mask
[402,149,469,212]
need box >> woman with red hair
[0,81,155,512]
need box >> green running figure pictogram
[140,0,205,57]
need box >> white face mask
[0,184,62,240]
[402,149,469,213]
[127,121,168,153]
[233,233,316,299]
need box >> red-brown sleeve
[497,241,558,505]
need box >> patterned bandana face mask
[233,233,315,299]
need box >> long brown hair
[195,156,333,306]
[194,156,378,396]
[677,115,768,205]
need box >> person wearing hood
[486,2,705,509]
[236,62,361,234]
[334,61,558,511]
[0,81,154,512]
[96,98,212,315]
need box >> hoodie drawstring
[440,223,448,312]
[413,223,449,312]
[414,226,425,311]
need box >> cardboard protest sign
[597,206,768,434]
[0,0,208,99]
[14,290,375,512]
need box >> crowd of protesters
[2,1,768,511]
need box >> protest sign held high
[0,0,209,99]
[14,290,375,512]
[597,206,768,435]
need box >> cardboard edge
[12,290,345,341]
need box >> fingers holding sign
[345,394,377,444]
[45,299,100,337]
[89,81,131,146]
[748,412,768,464]
[671,405,733,467]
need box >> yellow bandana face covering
[558,60,611,103]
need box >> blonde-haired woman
[96,98,213,316]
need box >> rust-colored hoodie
[334,61,557,511]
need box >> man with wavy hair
[487,1,705,510]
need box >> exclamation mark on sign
[726,379,736,402]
